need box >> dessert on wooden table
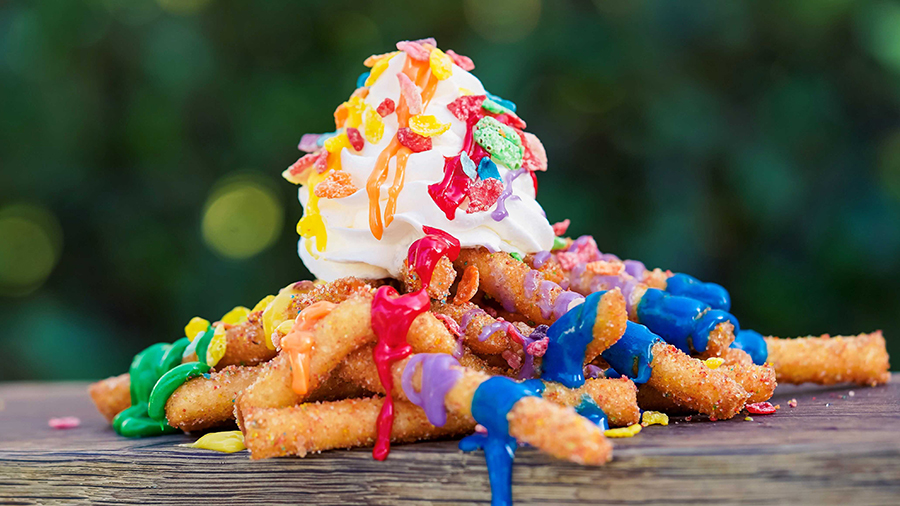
[89,38,890,506]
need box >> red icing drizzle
[371,285,431,460]
[407,226,461,287]
[428,116,490,220]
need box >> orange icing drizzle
[281,301,337,395]
[367,57,443,238]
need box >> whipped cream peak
[285,39,555,281]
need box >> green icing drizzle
[113,333,207,438]
[147,362,211,422]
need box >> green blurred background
[1,0,898,381]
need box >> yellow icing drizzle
[297,168,330,254]
[261,282,310,350]
[183,431,246,453]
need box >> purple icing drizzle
[517,325,548,380]
[460,309,481,334]
[536,281,556,319]
[552,291,585,320]
[532,250,551,269]
[491,169,527,221]
[523,270,540,300]
[401,354,463,427]
[479,320,510,342]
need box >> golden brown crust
[242,397,475,459]
[88,373,131,422]
[166,365,261,432]
[647,342,749,419]
[765,332,891,386]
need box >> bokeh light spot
[464,0,541,43]
[202,174,283,260]
[0,204,63,296]
[856,1,900,74]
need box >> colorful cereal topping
[409,114,451,137]
[397,127,432,152]
[376,98,396,117]
[473,116,524,169]
[704,357,725,369]
[429,47,453,80]
[447,94,487,122]
[363,108,385,143]
[746,402,777,415]
[314,171,358,199]
[641,411,669,427]
[445,49,475,71]
[346,127,365,151]
[48,417,80,429]
[466,178,504,213]
[397,72,423,115]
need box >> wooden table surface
[1,377,898,506]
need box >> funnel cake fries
[765,331,891,386]
[90,39,891,506]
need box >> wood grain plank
[0,378,898,505]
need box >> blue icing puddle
[665,273,731,311]
[575,395,609,430]
[637,289,739,354]
[731,329,768,365]
[601,321,661,384]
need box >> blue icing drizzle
[636,289,739,354]
[486,91,517,113]
[357,71,370,89]
[459,377,542,506]
[731,329,768,365]
[600,321,661,384]
[540,291,604,388]
[575,395,609,430]
[477,157,502,180]
[665,273,731,311]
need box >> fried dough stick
[700,347,777,403]
[88,373,131,422]
[216,311,276,368]
[646,342,748,420]
[765,332,890,386]
[235,293,378,420]
[166,365,260,432]
[401,256,457,301]
[242,397,475,459]
[455,248,590,326]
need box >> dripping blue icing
[636,289,739,354]
[665,273,731,311]
[540,291,604,388]
[600,321,661,384]
[731,329,768,365]
[459,377,543,506]
[575,395,609,430]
